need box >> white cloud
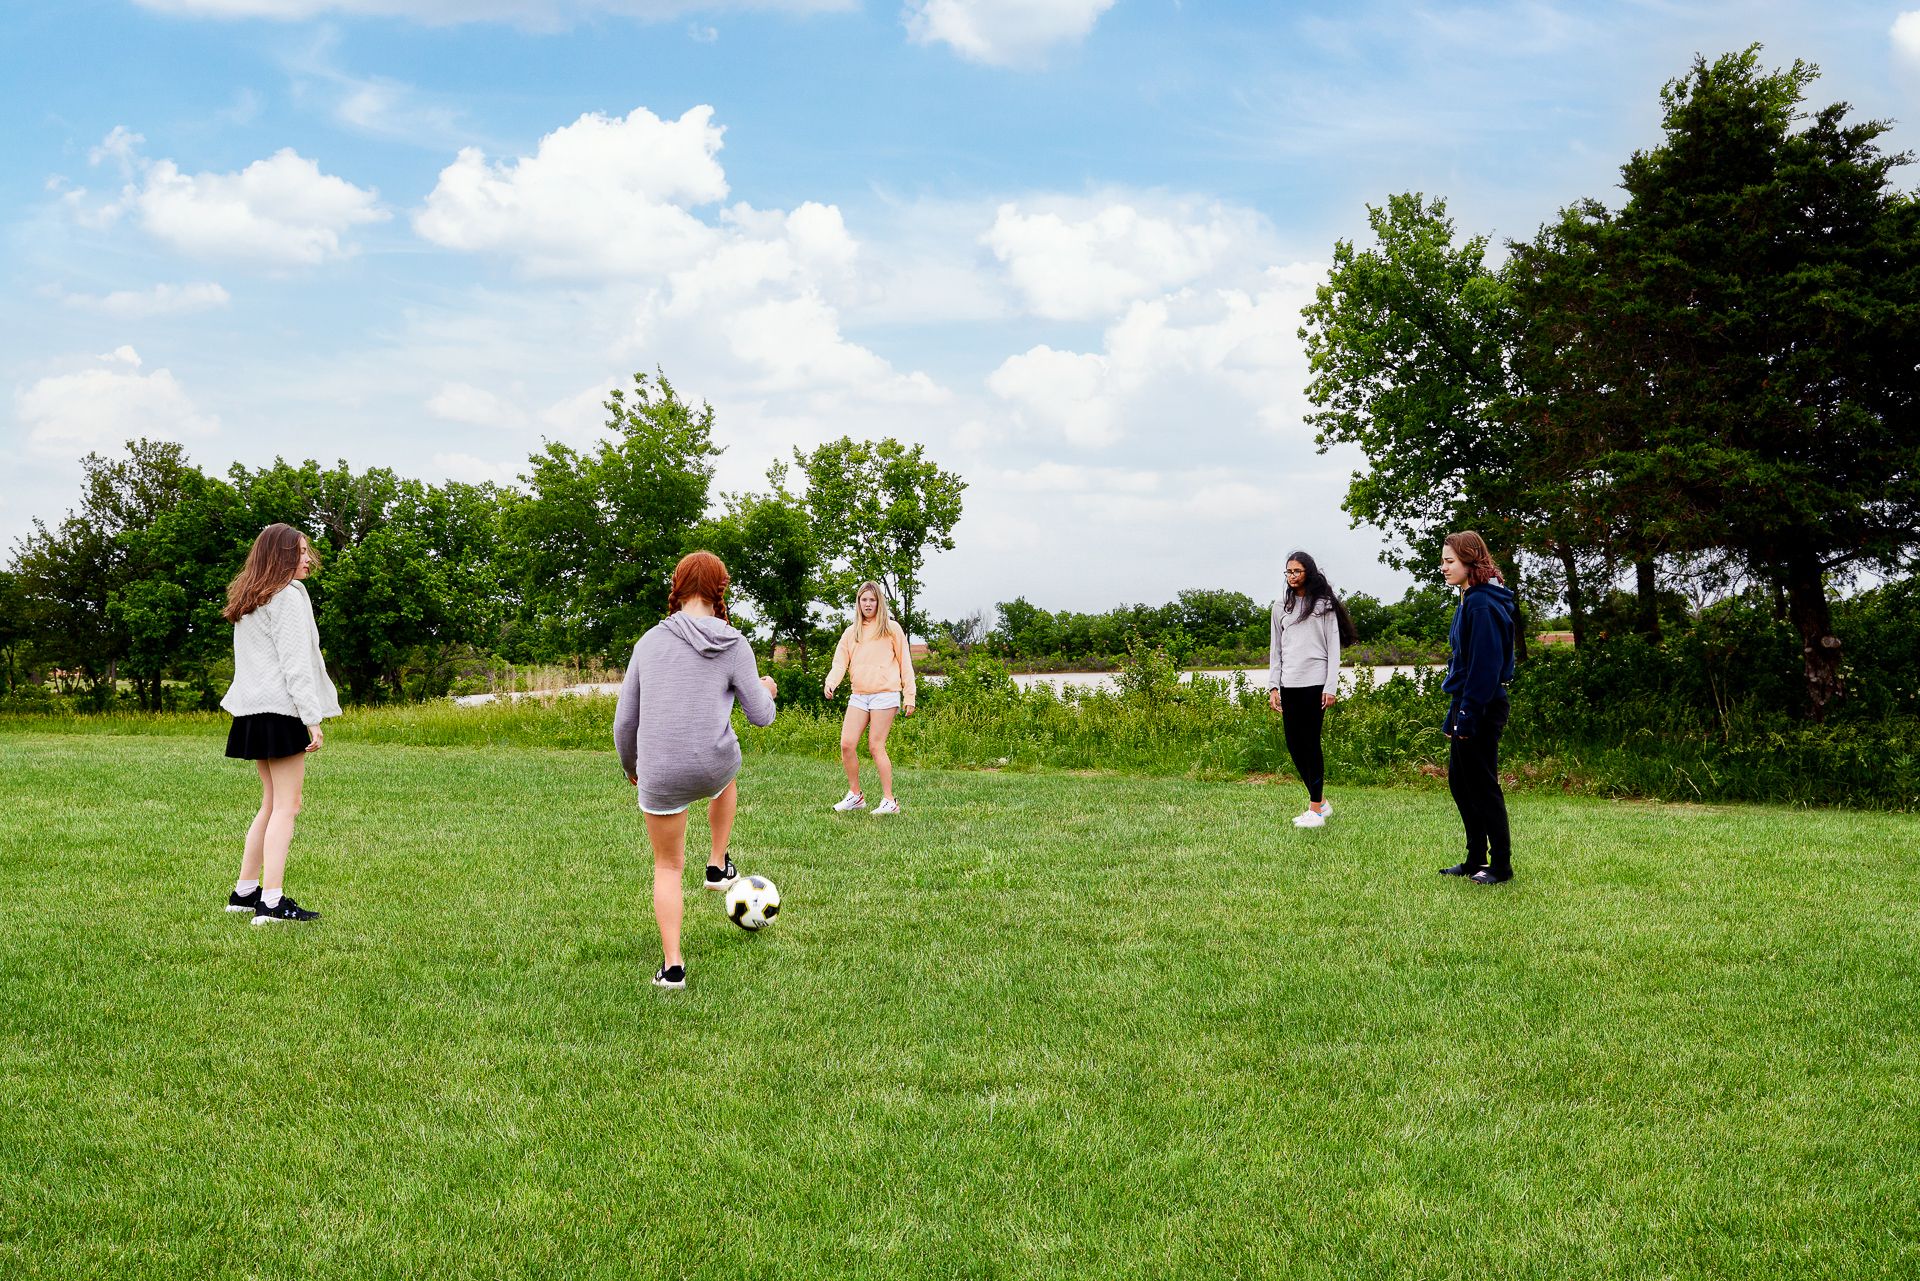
[426,381,527,429]
[1894,12,1920,66]
[133,149,387,265]
[60,282,232,318]
[415,106,729,275]
[16,350,220,454]
[432,452,523,486]
[89,126,146,173]
[72,131,387,266]
[131,0,850,24]
[904,0,1115,67]
[986,198,1277,320]
[988,263,1324,449]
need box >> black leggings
[1279,685,1327,802]
[1447,697,1512,872]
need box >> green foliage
[1299,193,1525,572]
[795,436,965,641]
[700,465,824,668]
[508,371,719,661]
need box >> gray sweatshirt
[1268,595,1342,697]
[613,612,777,813]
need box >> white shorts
[848,691,902,712]
[640,782,734,817]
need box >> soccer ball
[724,875,780,930]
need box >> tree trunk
[1557,543,1587,647]
[1783,550,1842,722]
[1634,558,1660,640]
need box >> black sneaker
[652,962,687,990]
[251,896,321,925]
[1439,862,1485,877]
[226,886,262,914]
[704,855,737,892]
[1469,867,1514,885]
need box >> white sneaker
[871,797,902,816]
[833,791,866,812]
[1319,798,1333,818]
[1293,807,1328,828]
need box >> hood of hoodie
[662,611,744,660]
[1467,581,1517,623]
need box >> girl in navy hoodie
[1438,531,1517,884]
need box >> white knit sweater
[220,580,342,726]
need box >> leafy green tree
[700,464,823,667]
[795,436,965,643]
[1299,194,1525,570]
[317,526,450,702]
[1543,49,1920,716]
[508,371,720,659]
[0,571,27,694]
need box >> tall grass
[6,659,1916,808]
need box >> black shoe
[1469,868,1513,885]
[1439,862,1484,877]
[251,895,320,924]
[704,855,737,892]
[652,962,687,990]
[226,886,262,914]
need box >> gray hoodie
[613,612,777,813]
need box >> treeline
[0,373,964,710]
[971,583,1458,668]
[1301,48,1920,720]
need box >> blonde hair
[850,580,890,640]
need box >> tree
[1298,194,1525,571]
[795,436,965,643]
[0,571,26,694]
[507,371,720,660]
[1558,49,1920,717]
[700,464,824,667]
[318,526,450,701]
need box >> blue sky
[5,0,1919,621]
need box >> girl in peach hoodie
[823,581,916,815]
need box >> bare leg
[238,760,274,882]
[839,705,869,794]
[707,780,737,867]
[867,707,899,800]
[644,809,691,967]
[260,753,307,893]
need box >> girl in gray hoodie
[613,552,778,989]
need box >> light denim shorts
[848,691,902,712]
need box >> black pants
[1447,697,1511,871]
[1280,685,1327,802]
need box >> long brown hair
[224,524,315,623]
[1443,531,1504,588]
[668,551,729,621]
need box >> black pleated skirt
[225,713,311,760]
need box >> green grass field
[2,731,1916,1279]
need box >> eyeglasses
[1285,569,1306,578]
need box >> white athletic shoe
[1293,807,1328,828]
[1319,798,1334,818]
[871,797,902,816]
[833,790,866,812]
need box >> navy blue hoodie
[1442,582,1516,738]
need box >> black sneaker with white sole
[652,962,687,990]
[226,886,262,914]
[704,855,737,891]
[251,896,320,925]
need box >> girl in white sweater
[1266,550,1353,829]
[219,524,341,924]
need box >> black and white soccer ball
[724,875,780,930]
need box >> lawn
[1,731,1915,1279]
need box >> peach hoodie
[824,619,917,708]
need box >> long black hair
[1284,550,1357,648]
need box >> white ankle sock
[262,888,284,908]
[236,879,260,895]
